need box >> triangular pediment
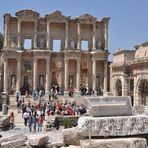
[76,13,97,22]
[45,10,70,20]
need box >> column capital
[45,57,50,62]
[3,56,7,61]
[34,57,38,62]
[16,56,21,62]
[76,58,81,62]
[64,58,69,62]
[92,58,97,62]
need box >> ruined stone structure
[111,42,148,106]
[0,10,110,95]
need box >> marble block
[80,138,147,148]
[78,116,148,137]
[84,96,132,116]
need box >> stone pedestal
[84,96,132,117]
[2,104,8,115]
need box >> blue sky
[0,0,148,60]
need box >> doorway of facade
[115,79,122,96]
[21,76,30,95]
[138,79,148,105]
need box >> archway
[137,78,148,105]
[115,79,122,96]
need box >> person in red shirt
[37,115,43,132]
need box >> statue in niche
[24,61,32,72]
[11,75,16,88]
[70,40,75,48]
[40,75,44,87]
[11,37,17,48]
[69,76,73,86]
[40,38,44,48]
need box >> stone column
[65,22,69,49]
[92,23,96,50]
[33,57,37,91]
[104,23,108,50]
[17,20,21,48]
[45,57,50,93]
[46,21,50,49]
[33,21,37,48]
[16,57,21,92]
[4,16,9,47]
[133,76,140,106]
[3,57,8,93]
[122,75,128,96]
[92,59,97,93]
[76,59,81,91]
[64,59,68,91]
[103,60,108,94]
[77,22,81,49]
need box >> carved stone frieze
[78,115,148,137]
[80,138,147,148]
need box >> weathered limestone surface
[78,116,148,137]
[0,133,26,148]
[45,131,64,148]
[80,138,147,148]
[61,146,80,148]
[62,127,83,146]
[0,116,10,128]
[28,134,49,146]
[84,96,132,117]
[0,133,26,143]
[1,139,25,148]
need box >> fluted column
[46,21,50,49]
[33,57,37,90]
[33,21,37,48]
[45,57,50,93]
[17,20,21,48]
[76,59,81,91]
[64,59,69,91]
[77,22,81,49]
[16,57,21,92]
[103,60,108,94]
[3,57,8,93]
[92,23,96,50]
[92,59,97,93]
[65,22,69,49]
[4,17,9,47]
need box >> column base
[74,90,81,96]
[1,91,8,95]
[104,92,113,96]
[64,91,69,97]
[92,90,97,96]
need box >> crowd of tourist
[9,87,87,132]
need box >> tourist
[17,100,22,113]
[37,115,43,132]
[9,112,15,129]
[32,114,37,133]
[23,111,29,126]
[16,91,19,102]
[28,112,33,132]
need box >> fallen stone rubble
[0,126,148,148]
